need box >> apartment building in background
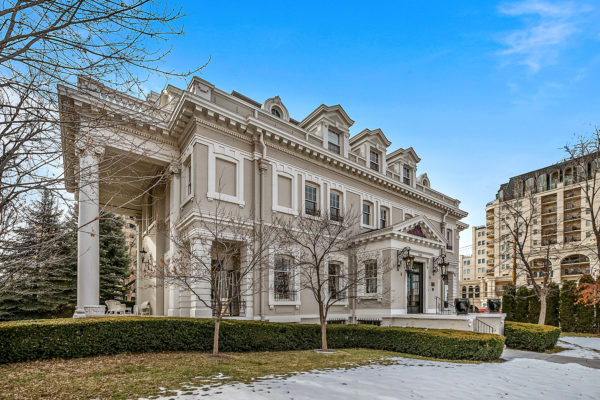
[459,225,488,308]
[483,155,600,304]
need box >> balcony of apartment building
[564,189,582,201]
[486,239,494,248]
[541,194,557,205]
[541,205,558,216]
[560,254,591,281]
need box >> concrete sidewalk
[502,348,600,369]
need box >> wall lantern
[433,249,450,280]
[397,247,415,271]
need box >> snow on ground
[153,356,600,400]
[559,337,600,360]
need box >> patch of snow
[150,357,600,399]
[559,337,600,360]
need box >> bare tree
[274,210,389,351]
[0,1,201,294]
[564,129,600,276]
[497,189,557,324]
[154,196,277,357]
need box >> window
[446,229,453,250]
[380,207,388,228]
[328,263,345,299]
[330,191,341,221]
[274,256,294,301]
[184,158,192,197]
[468,286,474,298]
[365,261,378,294]
[403,166,411,185]
[362,202,372,226]
[215,158,237,196]
[328,131,341,154]
[475,286,480,298]
[461,286,467,298]
[305,184,318,215]
[277,175,293,209]
[369,150,379,171]
[271,107,281,118]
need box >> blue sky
[156,0,600,253]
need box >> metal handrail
[435,296,456,315]
[475,318,495,334]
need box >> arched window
[468,286,474,298]
[564,167,573,185]
[561,254,590,276]
[461,286,467,299]
[475,286,480,298]
[271,107,282,118]
[550,171,559,189]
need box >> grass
[0,348,481,400]
[543,346,568,354]
[561,332,600,338]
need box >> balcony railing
[274,290,298,302]
[212,299,246,317]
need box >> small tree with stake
[157,197,277,357]
[274,209,388,351]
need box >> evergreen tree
[502,284,516,321]
[527,290,541,324]
[545,283,560,327]
[559,280,577,332]
[0,190,74,320]
[99,213,130,303]
[514,286,531,322]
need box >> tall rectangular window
[403,166,411,185]
[328,131,340,154]
[446,229,453,250]
[215,158,237,196]
[362,202,372,226]
[330,192,341,221]
[365,261,377,294]
[380,207,388,228]
[369,150,379,171]
[305,184,318,215]
[274,256,294,301]
[328,263,344,299]
[185,159,192,196]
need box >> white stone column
[168,165,181,317]
[73,146,105,318]
[190,238,213,318]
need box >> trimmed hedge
[504,321,561,352]
[0,317,505,364]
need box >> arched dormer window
[271,107,282,118]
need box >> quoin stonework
[59,76,468,322]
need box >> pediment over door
[395,215,445,244]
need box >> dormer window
[328,131,341,154]
[403,166,411,185]
[369,150,379,171]
[271,107,282,118]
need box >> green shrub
[559,280,577,332]
[504,321,561,352]
[0,317,505,364]
[502,285,516,321]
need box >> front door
[407,262,424,314]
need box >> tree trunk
[213,318,221,356]
[538,293,547,325]
[321,319,328,351]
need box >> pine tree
[0,190,73,320]
[99,213,131,303]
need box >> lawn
[0,348,467,400]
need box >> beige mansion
[471,157,600,306]
[59,76,468,322]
